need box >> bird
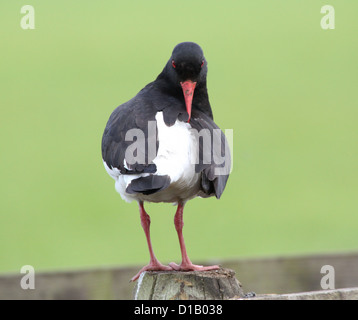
[101,42,231,281]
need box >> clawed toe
[131,263,173,282]
[169,261,220,272]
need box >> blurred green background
[1,0,357,274]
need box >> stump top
[142,267,236,279]
[133,267,244,300]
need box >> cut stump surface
[133,267,244,300]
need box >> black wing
[190,110,231,199]
[101,92,158,175]
[101,85,188,195]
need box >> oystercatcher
[102,42,231,281]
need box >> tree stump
[133,267,244,300]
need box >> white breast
[104,111,201,204]
[153,112,198,184]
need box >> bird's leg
[169,202,220,272]
[131,201,172,281]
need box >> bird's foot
[169,261,220,272]
[131,262,173,282]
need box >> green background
[1,1,357,274]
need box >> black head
[155,42,210,122]
[170,42,207,83]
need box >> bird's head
[166,42,208,122]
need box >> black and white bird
[102,42,231,281]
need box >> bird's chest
[153,112,199,186]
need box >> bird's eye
[172,60,176,68]
[201,60,205,68]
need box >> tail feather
[126,175,171,195]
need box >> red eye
[172,60,176,68]
[201,60,205,68]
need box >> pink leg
[169,202,220,272]
[131,201,172,281]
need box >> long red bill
[180,80,197,122]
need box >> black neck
[154,65,213,119]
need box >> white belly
[104,111,201,204]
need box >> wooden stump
[133,267,244,300]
